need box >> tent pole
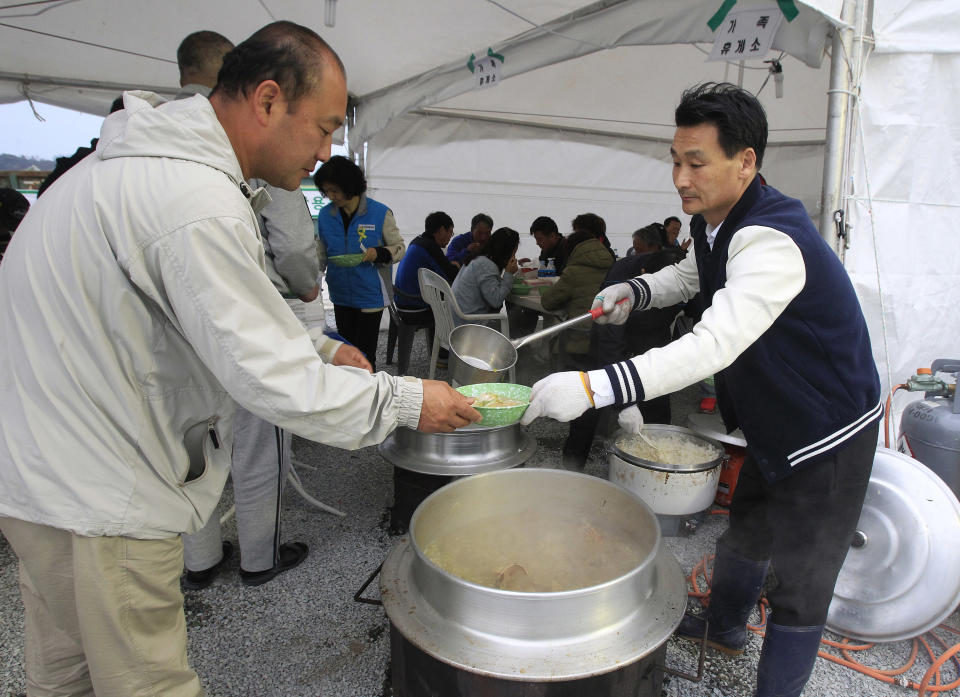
[818,0,860,257]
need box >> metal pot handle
[663,613,708,683]
[353,562,384,606]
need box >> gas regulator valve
[904,368,954,398]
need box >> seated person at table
[519,215,567,273]
[539,228,614,468]
[662,215,691,252]
[511,215,566,337]
[450,226,519,325]
[394,210,460,321]
[393,211,459,365]
[446,212,493,264]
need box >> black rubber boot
[675,541,770,655]
[754,622,825,697]
[239,541,309,587]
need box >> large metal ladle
[449,300,628,386]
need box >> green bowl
[457,383,532,426]
[328,253,365,267]
[511,283,531,295]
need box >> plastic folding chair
[417,268,513,382]
[385,287,433,376]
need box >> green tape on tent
[487,47,505,63]
[777,0,799,21]
[709,0,798,31]
[708,0,738,32]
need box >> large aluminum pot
[607,424,724,516]
[380,468,687,681]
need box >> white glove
[520,371,595,425]
[617,405,645,434]
[590,282,635,325]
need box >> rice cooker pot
[607,424,724,517]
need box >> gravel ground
[1,328,958,696]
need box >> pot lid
[826,448,960,642]
[685,412,747,448]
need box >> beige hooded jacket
[0,92,422,539]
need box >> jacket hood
[568,238,614,270]
[96,91,244,187]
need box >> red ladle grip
[588,297,630,320]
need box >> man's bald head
[210,20,345,111]
[177,30,235,89]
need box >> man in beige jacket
[0,21,477,697]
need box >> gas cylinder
[897,359,960,500]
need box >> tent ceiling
[423,43,832,144]
[0,0,606,111]
[1,0,839,144]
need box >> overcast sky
[1,100,349,169]
[1,101,104,161]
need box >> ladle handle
[510,299,628,351]
[588,297,629,319]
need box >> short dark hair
[471,213,494,231]
[653,222,669,247]
[424,211,454,237]
[530,216,559,236]
[211,21,344,108]
[476,227,520,271]
[663,216,681,228]
[177,31,234,84]
[675,82,767,169]
[313,155,367,198]
[633,224,663,250]
[0,187,30,233]
[571,212,606,239]
[563,228,596,255]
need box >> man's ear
[740,147,758,178]
[251,80,282,125]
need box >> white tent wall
[366,112,824,263]
[844,26,960,431]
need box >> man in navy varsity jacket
[522,82,881,697]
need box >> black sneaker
[182,541,233,591]
[239,542,309,587]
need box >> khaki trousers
[0,517,203,697]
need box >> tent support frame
[818,0,868,258]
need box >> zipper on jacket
[208,421,221,449]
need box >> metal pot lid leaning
[608,424,724,474]
[380,468,687,681]
[826,447,960,642]
[685,411,747,448]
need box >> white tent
[1,0,957,416]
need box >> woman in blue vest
[314,156,405,370]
